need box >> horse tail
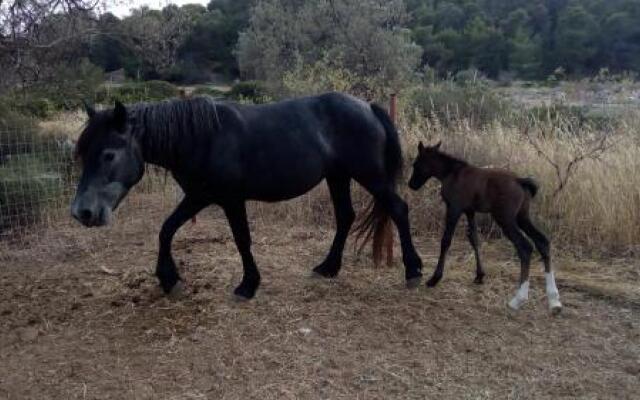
[517,177,539,198]
[353,103,402,267]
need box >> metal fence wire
[0,122,181,258]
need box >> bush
[0,154,65,233]
[95,80,180,105]
[406,80,513,127]
[26,59,104,111]
[227,81,271,103]
[191,86,227,98]
[13,97,56,119]
[0,101,39,160]
[525,104,618,132]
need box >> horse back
[447,167,527,213]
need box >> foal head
[71,101,145,227]
[408,141,446,190]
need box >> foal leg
[427,206,461,287]
[313,177,355,278]
[157,196,207,294]
[498,220,534,310]
[223,202,261,300]
[466,211,485,284]
[518,212,562,314]
[360,182,423,287]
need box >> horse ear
[83,100,96,118]
[418,141,425,153]
[433,140,442,150]
[113,100,127,131]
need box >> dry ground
[1,197,639,400]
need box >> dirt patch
[1,209,639,399]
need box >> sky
[105,0,209,18]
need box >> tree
[178,0,254,77]
[0,0,101,93]
[554,3,598,74]
[237,0,420,95]
[120,5,202,80]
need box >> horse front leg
[223,202,261,300]
[427,206,461,287]
[157,196,207,294]
[313,177,355,278]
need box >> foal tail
[517,177,539,198]
[353,103,402,267]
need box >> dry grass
[2,85,639,399]
[38,109,86,140]
[0,192,639,399]
[399,114,640,255]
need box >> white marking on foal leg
[508,280,529,310]
[545,271,562,314]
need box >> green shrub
[406,81,513,127]
[13,97,56,119]
[95,80,180,105]
[525,104,618,132]
[28,59,104,111]
[0,101,39,158]
[191,86,227,98]
[227,81,271,104]
[0,154,65,233]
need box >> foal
[408,141,562,314]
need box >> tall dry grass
[28,96,640,256]
[399,111,640,255]
[251,104,640,256]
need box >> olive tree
[236,0,420,96]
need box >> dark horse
[408,141,561,314]
[71,93,423,299]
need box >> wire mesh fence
[0,122,182,260]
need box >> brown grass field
[1,191,639,399]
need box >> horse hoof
[233,285,256,301]
[426,277,441,288]
[474,276,484,285]
[508,296,526,310]
[549,298,562,315]
[406,276,421,289]
[312,265,339,279]
[232,293,252,303]
[310,271,336,280]
[167,281,185,300]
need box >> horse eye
[103,152,115,163]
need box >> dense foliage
[68,0,640,84]
[406,0,640,79]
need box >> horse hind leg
[356,180,423,287]
[223,202,261,300]
[313,177,355,278]
[465,211,485,284]
[496,217,534,310]
[518,211,562,314]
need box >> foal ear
[433,140,442,150]
[418,141,425,153]
[83,99,96,118]
[113,100,128,132]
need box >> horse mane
[435,149,469,174]
[75,96,222,165]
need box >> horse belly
[245,157,327,202]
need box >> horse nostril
[80,209,93,222]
